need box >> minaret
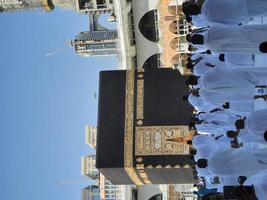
[0,0,55,12]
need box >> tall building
[71,14,118,57]
[81,155,99,180]
[0,0,54,12]
[99,173,124,200]
[85,125,97,149]
[71,30,118,57]
[82,185,100,200]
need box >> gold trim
[125,168,143,185]
[138,69,145,73]
[136,79,144,120]
[124,70,144,185]
[136,164,152,184]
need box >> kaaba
[96,68,194,185]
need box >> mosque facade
[112,0,191,73]
[2,0,197,199]
[0,0,191,73]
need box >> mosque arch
[142,53,162,69]
[169,19,191,35]
[171,54,180,65]
[170,37,179,51]
[138,9,160,42]
[168,20,178,34]
[148,194,163,200]
[179,53,189,67]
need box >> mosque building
[1,0,197,199]
[65,0,191,75]
[111,0,190,74]
[0,0,190,73]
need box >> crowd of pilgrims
[181,0,267,199]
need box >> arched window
[169,20,178,34]
[169,19,190,36]
[138,9,159,42]
[171,54,180,65]
[148,194,162,200]
[142,54,162,69]
[170,37,179,51]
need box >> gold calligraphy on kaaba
[124,70,144,185]
[135,126,191,155]
[136,79,144,120]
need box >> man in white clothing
[197,111,239,131]
[197,147,267,176]
[185,93,218,113]
[245,170,267,200]
[236,109,267,140]
[186,67,267,95]
[183,0,267,25]
[189,24,267,54]
[192,14,208,27]
[224,53,255,67]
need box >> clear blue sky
[0,8,117,200]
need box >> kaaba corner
[96,68,195,185]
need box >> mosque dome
[52,0,76,10]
